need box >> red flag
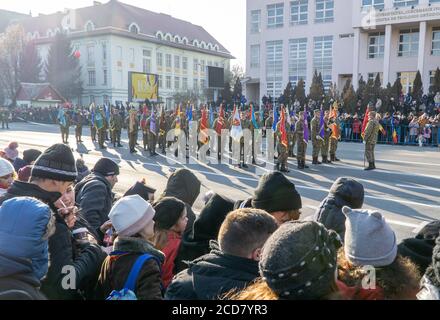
[280,108,288,148]
[215,104,225,136]
[199,107,209,144]
[361,108,370,140]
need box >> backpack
[106,253,158,300]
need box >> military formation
[52,100,386,172]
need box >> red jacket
[161,231,182,289]
[352,120,362,134]
[337,280,384,300]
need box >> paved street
[1,121,439,241]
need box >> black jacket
[75,173,114,241]
[313,178,364,238]
[0,181,107,300]
[165,241,259,300]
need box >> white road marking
[396,184,440,193]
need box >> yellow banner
[131,73,158,101]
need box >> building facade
[245,0,440,105]
[10,0,233,108]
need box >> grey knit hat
[343,206,397,267]
[259,221,342,300]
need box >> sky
[1,0,246,68]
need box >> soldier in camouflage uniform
[311,109,323,165]
[275,117,289,173]
[288,113,297,158]
[147,111,159,156]
[74,109,84,143]
[321,111,332,164]
[110,108,123,148]
[127,107,139,153]
[239,111,250,168]
[158,109,167,154]
[329,104,341,162]
[294,111,309,170]
[1,107,10,129]
[96,106,107,149]
[363,110,380,170]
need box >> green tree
[429,67,440,94]
[19,40,42,83]
[362,78,375,106]
[412,70,423,103]
[373,74,382,99]
[356,76,367,104]
[283,81,295,107]
[221,81,233,106]
[309,70,324,102]
[295,78,306,106]
[45,32,82,100]
[232,77,243,103]
[342,80,356,113]
[391,77,403,102]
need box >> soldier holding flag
[294,110,309,170]
[329,101,341,162]
[147,107,159,156]
[311,109,324,165]
[213,104,227,160]
[275,107,289,172]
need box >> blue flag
[319,106,325,139]
[187,105,193,121]
[57,108,66,127]
[272,105,279,131]
[150,112,156,135]
[251,105,259,129]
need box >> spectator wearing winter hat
[3,142,19,163]
[418,235,440,300]
[230,221,342,300]
[152,197,188,288]
[313,177,365,239]
[0,158,15,197]
[124,178,156,202]
[0,143,106,300]
[173,193,235,274]
[75,158,90,183]
[338,206,420,300]
[95,195,165,300]
[251,172,302,226]
[13,149,42,172]
[0,197,55,300]
[166,208,278,300]
[75,157,120,243]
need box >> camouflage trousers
[289,134,296,155]
[312,139,323,157]
[297,138,307,161]
[277,143,288,167]
[60,126,69,143]
[329,137,338,155]
[111,130,121,145]
[322,137,330,157]
[365,143,376,163]
[98,128,106,148]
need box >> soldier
[311,109,323,165]
[239,111,250,168]
[1,107,10,129]
[95,106,107,149]
[363,110,381,170]
[321,111,332,164]
[110,107,123,148]
[74,109,84,143]
[158,108,167,154]
[294,111,309,170]
[127,106,139,153]
[146,109,159,156]
[329,103,341,162]
[275,112,289,173]
[288,113,297,158]
[57,106,70,144]
[141,108,149,151]
[90,104,97,142]
[212,106,227,160]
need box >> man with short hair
[75,157,119,242]
[165,208,278,300]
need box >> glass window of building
[398,29,419,57]
[267,3,284,29]
[266,40,283,97]
[290,0,308,25]
[289,38,307,85]
[313,35,333,90]
[368,32,385,59]
[315,0,334,23]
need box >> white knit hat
[0,158,15,178]
[109,195,155,237]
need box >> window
[166,76,172,89]
[102,43,107,61]
[368,72,383,83]
[289,38,307,85]
[174,56,180,69]
[315,0,334,23]
[87,45,95,65]
[182,57,188,71]
[200,60,205,73]
[182,77,188,90]
[103,69,107,85]
[266,40,283,97]
[193,79,199,90]
[397,71,417,94]
[250,10,261,33]
[394,0,419,8]
[207,60,212,66]
[250,45,260,68]
[290,0,308,25]
[175,77,180,90]
[313,36,333,90]
[432,27,440,56]
[362,0,385,10]
[90,95,95,104]
[368,32,385,59]
[267,3,284,28]
[398,29,419,57]
[166,54,172,68]
[85,21,94,32]
[201,79,206,89]
[129,48,135,63]
[193,59,199,72]
[129,24,139,34]
[143,49,151,74]
[214,62,219,67]
[88,70,96,86]
[159,75,163,89]
[157,52,163,67]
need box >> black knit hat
[252,172,302,213]
[259,221,342,300]
[92,158,120,176]
[124,181,156,201]
[31,144,77,182]
[23,149,42,164]
[153,197,186,230]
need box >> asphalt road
[1,121,439,242]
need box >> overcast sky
[2,0,246,68]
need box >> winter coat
[75,172,114,241]
[0,181,107,300]
[12,158,27,172]
[173,193,234,274]
[336,280,384,300]
[159,169,201,236]
[161,231,182,289]
[165,241,259,300]
[417,276,440,300]
[352,119,361,134]
[409,121,419,136]
[95,236,165,300]
[313,177,364,238]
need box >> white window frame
[250,45,260,68]
[267,3,284,29]
[368,32,385,59]
[290,0,308,25]
[315,0,334,24]
[398,28,419,57]
[313,35,333,90]
[251,10,261,33]
[289,38,307,85]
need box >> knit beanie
[329,177,364,209]
[23,149,42,164]
[259,221,342,300]
[18,165,32,182]
[153,197,186,230]
[0,158,15,178]
[343,206,397,267]
[124,181,156,201]
[92,158,120,176]
[31,144,77,182]
[4,142,19,161]
[109,195,155,237]
[252,172,302,213]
